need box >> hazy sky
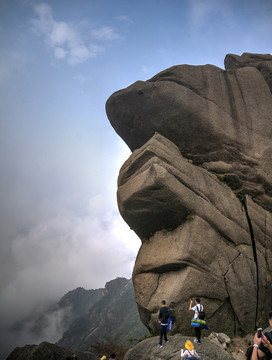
[1,0,272,357]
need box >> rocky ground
[6,328,272,360]
[124,327,272,360]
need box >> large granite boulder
[106,53,272,212]
[105,53,272,336]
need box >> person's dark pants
[195,327,201,342]
[159,324,168,345]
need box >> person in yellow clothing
[181,340,200,359]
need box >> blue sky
[0,0,272,356]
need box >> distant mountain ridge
[6,277,149,359]
[57,286,104,329]
[24,286,104,341]
[57,277,149,350]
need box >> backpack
[167,316,172,331]
[167,308,176,331]
[197,304,205,320]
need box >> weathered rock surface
[106,53,272,336]
[106,52,272,212]
[225,53,272,93]
[6,341,98,360]
[118,133,271,335]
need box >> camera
[257,328,262,338]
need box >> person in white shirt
[189,298,204,344]
[181,340,200,359]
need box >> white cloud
[30,3,117,65]
[0,106,137,355]
[90,26,120,41]
[188,0,229,28]
[49,21,73,45]
[190,0,214,25]
[54,47,67,59]
[116,15,134,27]
[31,3,53,34]
[0,193,140,327]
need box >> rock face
[106,53,272,336]
[106,53,272,212]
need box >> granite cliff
[106,53,272,337]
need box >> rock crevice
[243,200,259,326]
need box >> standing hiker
[158,300,170,348]
[189,298,204,344]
